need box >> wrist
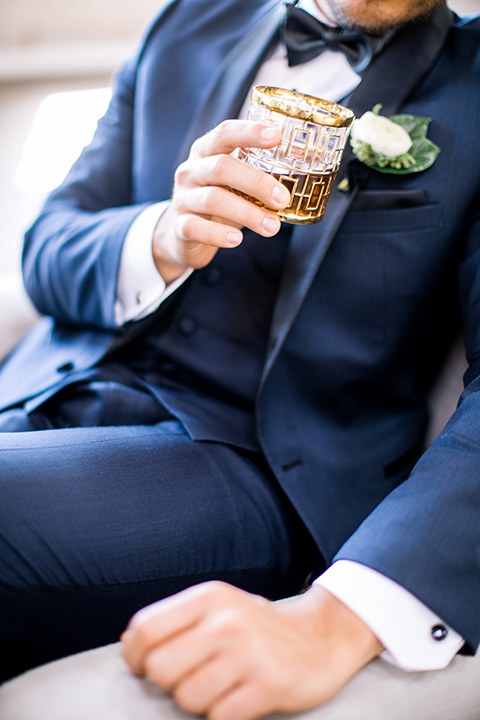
[152,208,189,284]
[279,585,384,674]
[317,584,383,662]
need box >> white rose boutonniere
[350,104,441,174]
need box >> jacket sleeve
[334,197,480,655]
[21,47,153,330]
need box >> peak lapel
[260,5,453,387]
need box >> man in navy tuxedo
[1,0,480,716]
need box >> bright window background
[15,87,113,193]
[0,0,165,278]
[0,0,165,358]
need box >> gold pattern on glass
[234,86,355,224]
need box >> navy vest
[117,225,292,450]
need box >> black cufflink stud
[431,624,448,641]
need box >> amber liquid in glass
[234,168,338,225]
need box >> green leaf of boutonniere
[350,105,441,175]
[385,114,441,174]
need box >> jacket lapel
[260,4,453,385]
[175,0,284,167]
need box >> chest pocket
[340,190,450,352]
[339,189,444,292]
[307,190,445,359]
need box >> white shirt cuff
[314,560,464,671]
[114,201,193,325]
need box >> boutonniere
[349,104,441,174]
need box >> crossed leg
[0,420,321,681]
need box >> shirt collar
[296,0,334,25]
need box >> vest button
[177,315,198,336]
[57,362,74,373]
[160,362,177,374]
[202,267,223,286]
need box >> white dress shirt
[113,0,464,670]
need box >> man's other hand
[121,580,383,720]
[152,120,291,284]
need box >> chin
[322,0,446,34]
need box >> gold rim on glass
[251,86,355,128]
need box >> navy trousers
[0,390,323,681]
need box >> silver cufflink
[431,624,448,641]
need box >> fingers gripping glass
[234,86,355,225]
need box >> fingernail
[227,231,242,245]
[261,126,278,140]
[272,184,291,206]
[262,215,280,234]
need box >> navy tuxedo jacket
[1,0,480,649]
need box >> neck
[298,0,337,26]
[310,0,337,25]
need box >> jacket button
[57,362,74,373]
[202,267,223,286]
[431,625,448,641]
[177,315,198,336]
[160,362,177,374]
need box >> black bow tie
[283,2,385,72]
